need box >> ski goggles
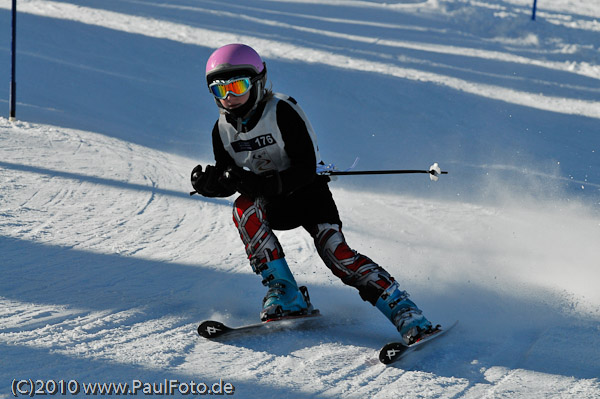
[209,77,252,99]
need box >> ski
[379,320,458,365]
[197,310,321,340]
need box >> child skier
[191,43,433,345]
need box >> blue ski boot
[376,281,433,345]
[256,258,313,321]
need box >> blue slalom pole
[531,0,538,20]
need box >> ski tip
[379,342,408,364]
[197,320,230,339]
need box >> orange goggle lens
[209,77,252,99]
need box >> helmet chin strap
[227,82,265,133]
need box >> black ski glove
[191,164,222,197]
[221,166,282,198]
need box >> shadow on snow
[1,235,598,383]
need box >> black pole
[325,169,448,176]
[9,0,17,121]
[190,168,449,195]
[531,0,538,20]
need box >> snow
[0,0,599,397]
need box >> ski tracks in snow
[0,118,220,260]
[2,119,599,397]
[0,118,233,377]
[0,297,195,371]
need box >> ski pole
[320,163,448,181]
[191,163,448,196]
[324,169,448,176]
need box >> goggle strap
[252,63,267,84]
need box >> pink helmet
[205,44,268,119]
[206,44,265,83]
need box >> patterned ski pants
[233,195,395,305]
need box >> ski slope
[1,0,599,398]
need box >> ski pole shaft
[324,169,448,176]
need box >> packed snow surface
[1,0,599,398]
